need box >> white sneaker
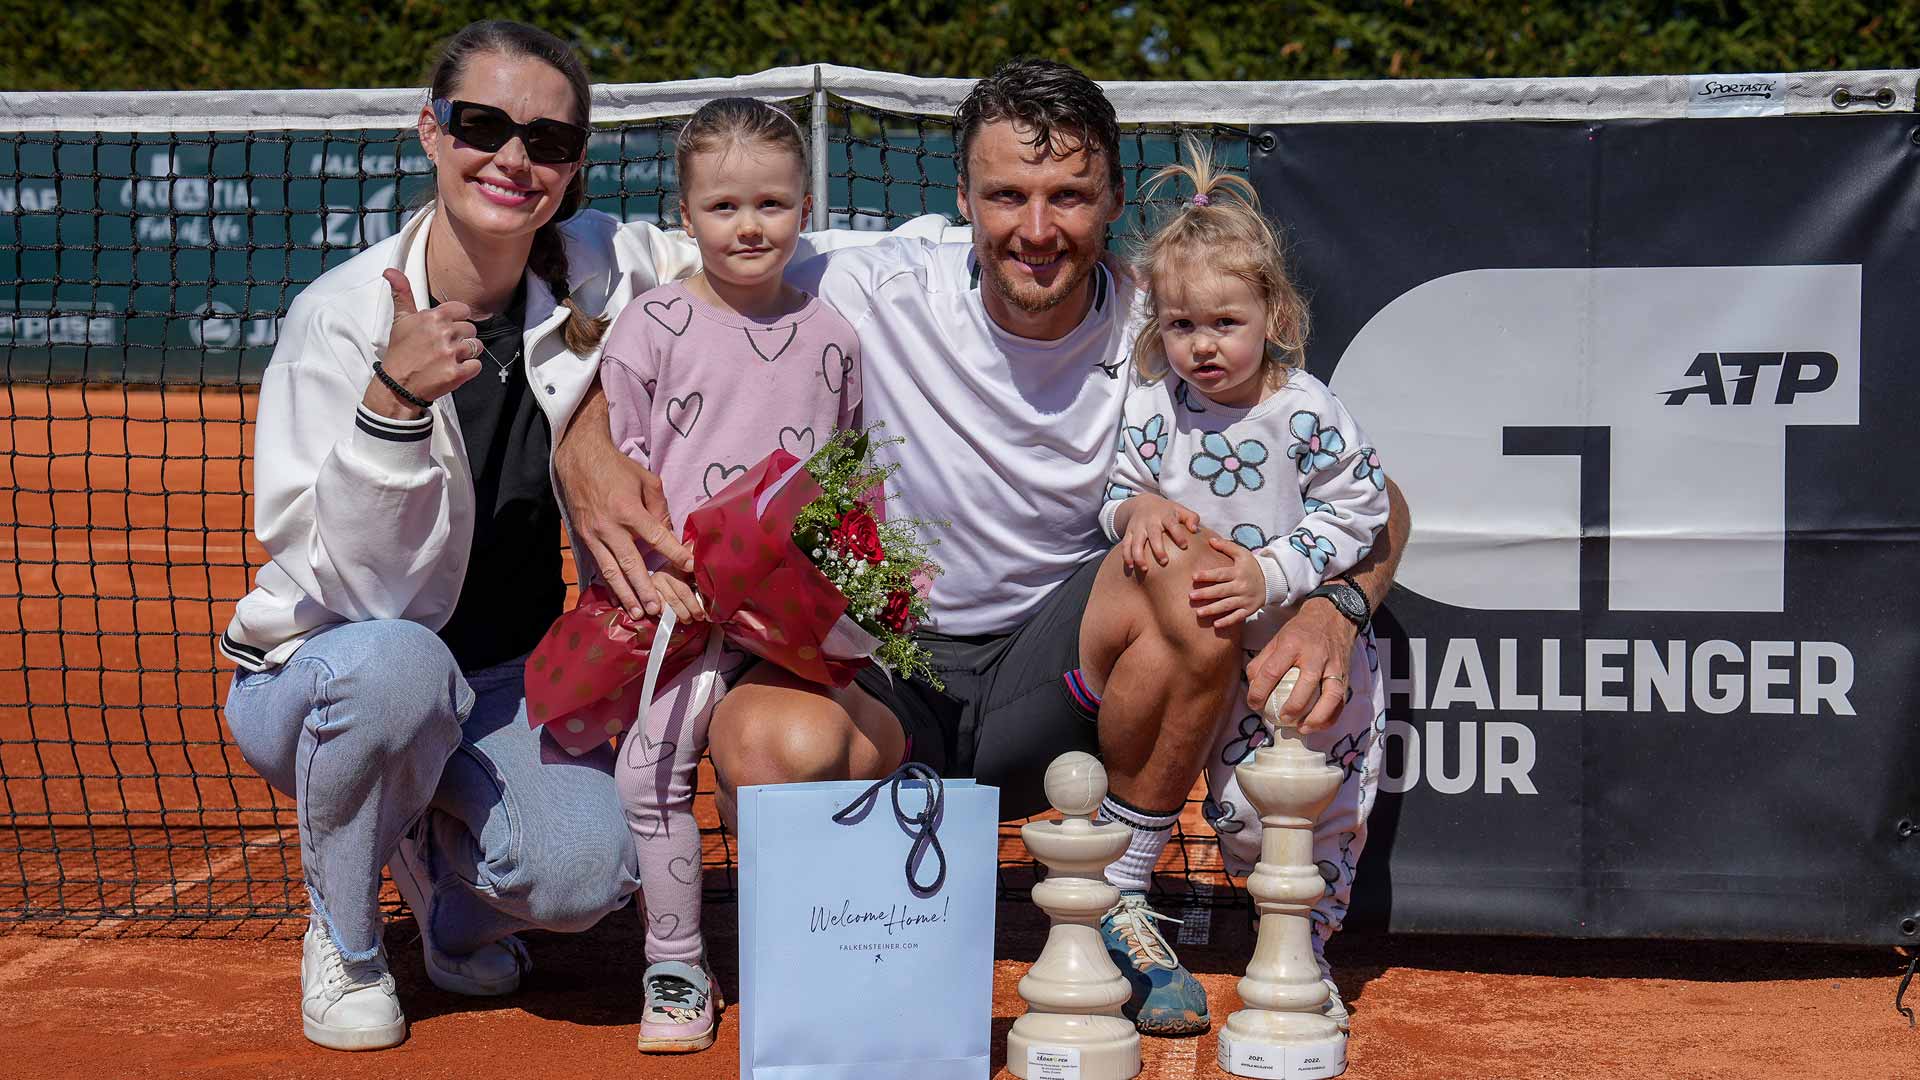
[301,918,406,1051]
[390,827,530,996]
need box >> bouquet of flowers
[527,427,940,757]
[790,428,940,683]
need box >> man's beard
[977,238,1101,315]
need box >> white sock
[1097,794,1181,894]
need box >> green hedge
[8,1,1917,91]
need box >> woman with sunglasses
[219,20,698,1050]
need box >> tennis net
[0,67,1252,921]
[8,63,1890,922]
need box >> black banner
[1253,115,1920,944]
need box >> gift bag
[738,765,998,1080]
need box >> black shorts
[854,555,1105,820]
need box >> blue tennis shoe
[1100,891,1210,1036]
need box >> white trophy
[1217,668,1348,1078]
[1006,751,1142,1080]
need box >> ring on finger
[465,337,484,359]
[1321,672,1348,684]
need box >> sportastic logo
[1695,79,1776,101]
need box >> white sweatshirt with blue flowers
[1099,369,1388,633]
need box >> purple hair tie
[1191,193,1211,207]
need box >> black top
[432,281,566,672]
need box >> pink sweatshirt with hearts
[598,277,860,970]
[600,279,862,556]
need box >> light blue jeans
[225,619,640,962]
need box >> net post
[810,65,829,231]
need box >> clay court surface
[2,385,1915,1078]
[1,912,1912,1079]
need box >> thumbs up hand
[365,267,484,418]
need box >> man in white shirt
[556,59,1409,1038]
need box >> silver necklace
[477,336,517,384]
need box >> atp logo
[1662,351,1839,406]
[1330,266,1861,613]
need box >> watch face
[1309,582,1369,627]
[1331,583,1368,621]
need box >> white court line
[0,828,295,982]
[0,939,85,989]
[129,826,300,909]
[86,825,299,931]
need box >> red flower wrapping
[523,584,709,755]
[831,503,885,563]
[527,450,871,757]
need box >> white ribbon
[635,604,730,735]
[630,599,891,732]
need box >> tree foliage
[6,1,1916,90]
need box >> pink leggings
[612,641,749,966]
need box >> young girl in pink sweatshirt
[596,97,859,1053]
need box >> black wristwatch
[1305,574,1371,629]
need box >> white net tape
[4,64,1916,132]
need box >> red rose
[880,588,915,633]
[830,504,885,564]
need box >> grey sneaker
[300,917,405,1051]
[1099,892,1210,1036]
[637,959,721,1053]
[390,826,531,996]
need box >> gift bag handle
[831,762,946,899]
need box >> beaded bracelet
[372,360,434,411]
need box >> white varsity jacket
[219,208,963,672]
[218,205,698,672]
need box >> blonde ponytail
[1132,139,1309,384]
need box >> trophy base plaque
[1008,1015,1142,1080]
[1218,1021,1346,1079]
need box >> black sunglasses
[430,98,589,164]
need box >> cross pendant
[498,367,510,384]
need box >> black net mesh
[0,96,1252,923]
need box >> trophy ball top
[1258,666,1305,730]
[1043,751,1107,817]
